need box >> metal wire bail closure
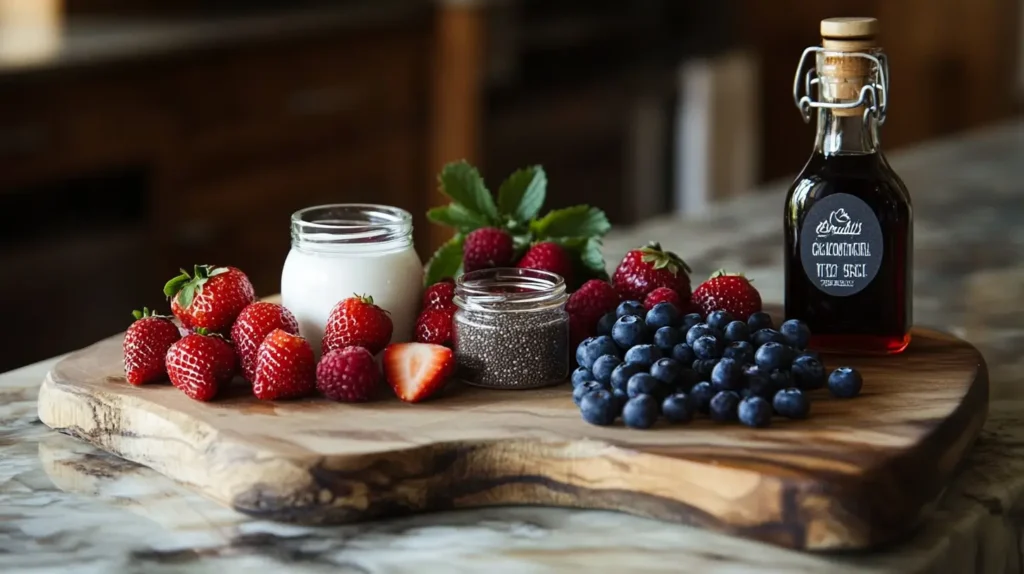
[792,46,889,126]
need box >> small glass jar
[452,268,570,389]
[281,204,423,356]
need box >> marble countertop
[3,119,1024,573]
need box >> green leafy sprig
[424,160,611,287]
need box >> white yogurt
[280,205,423,356]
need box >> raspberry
[516,242,574,285]
[566,279,620,337]
[414,307,454,346]
[422,282,456,311]
[316,346,380,402]
[463,227,514,272]
[643,287,682,310]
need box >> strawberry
[383,343,455,403]
[322,294,393,355]
[612,242,691,301]
[643,287,683,311]
[123,307,181,385]
[422,282,456,311]
[691,269,762,320]
[463,227,515,272]
[565,280,619,338]
[164,265,255,333]
[165,329,236,401]
[516,242,574,284]
[316,346,380,402]
[414,307,454,346]
[253,329,316,400]
[230,302,300,383]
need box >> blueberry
[723,341,755,364]
[692,358,719,378]
[627,373,661,398]
[780,319,812,349]
[616,300,646,319]
[685,323,717,346]
[738,396,773,428]
[795,349,822,363]
[646,302,680,330]
[751,328,787,348]
[610,362,646,393]
[688,381,715,413]
[744,368,776,399]
[624,344,662,369]
[754,342,794,372]
[622,394,660,429]
[709,390,741,422]
[773,388,810,419]
[612,316,648,350]
[575,337,595,369]
[650,357,683,387]
[711,357,744,391]
[692,335,723,360]
[767,368,791,390]
[680,313,704,331]
[674,368,700,392]
[579,390,619,426]
[576,335,619,369]
[573,381,606,406]
[671,343,696,365]
[591,354,622,385]
[722,320,750,343]
[791,355,826,390]
[571,367,593,388]
[662,393,693,424]
[706,310,735,332]
[596,312,617,336]
[747,311,774,332]
[828,367,863,398]
[612,387,629,406]
[653,326,682,352]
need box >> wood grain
[36,320,988,551]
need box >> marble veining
[2,120,1024,573]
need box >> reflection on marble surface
[3,120,1024,573]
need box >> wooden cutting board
[36,316,988,551]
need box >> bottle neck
[814,108,880,156]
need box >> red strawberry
[463,227,514,272]
[253,329,316,400]
[643,287,683,311]
[612,242,691,301]
[422,282,456,311]
[383,343,454,403]
[164,265,255,333]
[322,294,393,355]
[414,307,454,346]
[516,242,573,284]
[691,270,762,320]
[316,346,380,402]
[123,307,181,385]
[165,329,236,401]
[565,280,620,337]
[230,302,300,383]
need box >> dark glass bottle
[784,17,913,354]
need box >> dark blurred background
[0,0,1020,371]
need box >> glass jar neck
[454,268,568,313]
[814,108,880,155]
[291,204,413,255]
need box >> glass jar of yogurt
[281,204,422,356]
[452,268,570,389]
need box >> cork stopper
[817,17,880,116]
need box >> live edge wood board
[36,318,988,551]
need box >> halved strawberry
[382,343,454,403]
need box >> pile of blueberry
[572,301,864,429]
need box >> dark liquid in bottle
[784,151,912,354]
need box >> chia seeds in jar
[452,268,570,389]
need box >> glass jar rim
[453,267,567,312]
[291,204,413,252]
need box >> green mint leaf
[497,166,547,222]
[424,234,465,286]
[580,237,608,275]
[427,204,491,234]
[529,205,611,239]
[438,160,498,223]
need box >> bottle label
[800,193,883,296]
